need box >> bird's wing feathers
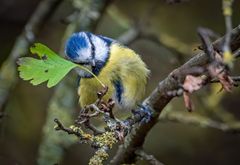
[109,44,149,109]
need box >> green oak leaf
[17,43,78,88]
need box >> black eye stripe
[73,61,89,65]
[86,32,96,60]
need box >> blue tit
[65,32,150,110]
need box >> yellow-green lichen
[69,125,93,139]
[93,131,118,148]
[222,0,233,16]
[89,149,109,165]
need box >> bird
[65,32,150,111]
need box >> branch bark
[110,24,240,164]
[135,149,165,165]
[160,111,240,134]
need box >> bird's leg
[114,105,151,137]
[132,104,154,124]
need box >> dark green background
[0,0,240,164]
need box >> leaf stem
[76,64,106,87]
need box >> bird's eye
[90,59,96,67]
[74,61,89,65]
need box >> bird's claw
[133,104,153,124]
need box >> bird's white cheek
[91,35,109,62]
[76,48,92,61]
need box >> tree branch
[222,0,233,53]
[110,24,240,164]
[160,111,240,134]
[211,76,240,84]
[135,149,165,165]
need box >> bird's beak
[91,59,96,67]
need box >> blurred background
[0,0,240,164]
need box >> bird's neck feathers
[90,34,111,64]
[89,34,113,76]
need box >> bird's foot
[132,104,153,124]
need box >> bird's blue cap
[65,32,90,60]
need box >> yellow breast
[78,43,149,110]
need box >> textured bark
[110,24,240,164]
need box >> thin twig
[160,111,240,134]
[135,149,165,165]
[211,76,240,84]
[84,121,104,135]
[54,118,82,137]
[197,27,215,61]
[117,27,140,45]
[233,48,240,58]
[222,0,234,53]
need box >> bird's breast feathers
[78,43,150,110]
